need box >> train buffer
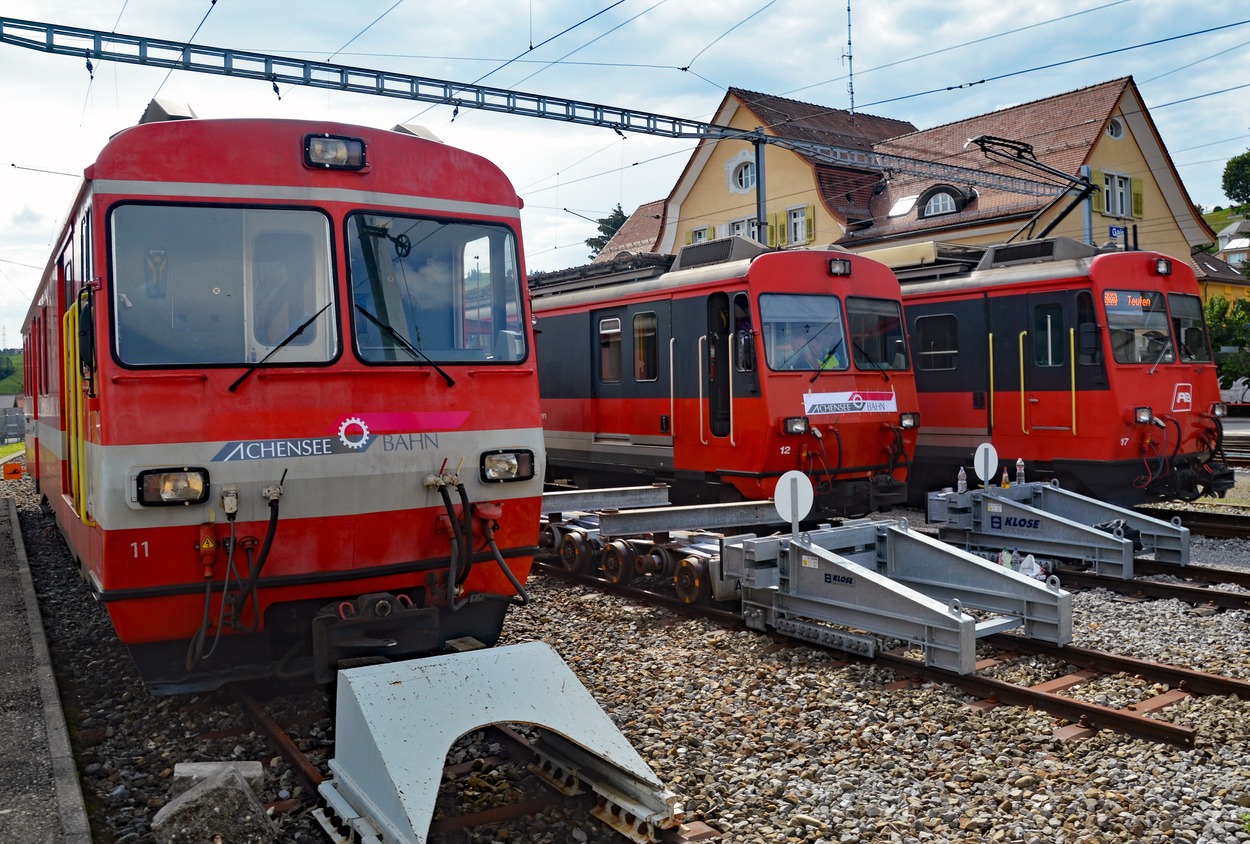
[926,480,1189,580]
[720,518,1072,675]
[317,641,685,844]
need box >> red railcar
[884,238,1233,503]
[22,106,542,693]
[531,239,920,517]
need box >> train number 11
[131,541,150,558]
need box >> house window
[888,195,918,218]
[732,161,756,192]
[915,314,957,371]
[922,192,957,217]
[729,217,759,240]
[788,206,812,244]
[1103,172,1132,217]
[1105,118,1124,140]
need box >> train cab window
[1103,289,1172,364]
[915,314,957,371]
[1168,293,1213,362]
[633,312,657,381]
[847,296,909,370]
[599,318,622,382]
[760,293,846,371]
[112,205,334,366]
[1032,303,1066,367]
[348,215,525,364]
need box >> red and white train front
[23,116,543,693]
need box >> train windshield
[1104,289,1173,364]
[347,214,526,364]
[846,297,909,371]
[760,293,846,371]
[111,206,335,366]
[1168,293,1213,362]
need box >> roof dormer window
[917,184,974,219]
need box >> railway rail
[534,560,1250,749]
[1134,505,1250,539]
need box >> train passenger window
[1168,294,1213,362]
[599,318,622,382]
[915,315,957,371]
[1103,289,1171,364]
[760,293,845,371]
[633,313,657,381]
[1032,304,1066,367]
[112,205,334,366]
[348,215,525,364]
[847,297,909,370]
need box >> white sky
[1,0,1248,350]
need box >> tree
[1221,149,1250,207]
[584,203,629,259]
[1204,295,1250,401]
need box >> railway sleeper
[927,479,1190,579]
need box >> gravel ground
[15,465,1250,843]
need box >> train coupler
[310,592,440,684]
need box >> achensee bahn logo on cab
[804,391,898,415]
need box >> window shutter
[767,213,779,247]
[778,212,789,246]
[684,229,693,246]
[1130,178,1144,218]
[706,225,716,240]
[1089,169,1105,214]
[804,205,815,242]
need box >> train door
[702,291,752,443]
[591,302,671,437]
[1024,291,1074,433]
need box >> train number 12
[780,446,792,455]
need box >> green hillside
[0,354,22,394]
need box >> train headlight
[480,449,535,483]
[1133,406,1154,425]
[782,416,810,435]
[136,467,210,506]
[304,134,367,170]
[1153,257,1172,276]
[1211,402,1228,418]
[827,258,853,276]
[900,412,920,429]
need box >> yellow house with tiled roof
[650,78,1222,284]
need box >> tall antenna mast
[844,0,855,115]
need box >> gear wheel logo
[338,416,370,449]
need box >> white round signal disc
[774,470,814,523]
[974,442,999,485]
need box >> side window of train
[1168,293,1213,362]
[1032,303,1066,367]
[633,312,657,381]
[732,292,754,372]
[915,314,957,370]
[1076,292,1101,365]
[599,317,622,382]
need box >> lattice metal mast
[0,16,1064,198]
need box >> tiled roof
[1191,249,1248,283]
[590,199,666,263]
[728,88,917,150]
[840,78,1132,245]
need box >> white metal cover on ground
[319,641,680,844]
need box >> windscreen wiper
[229,302,333,393]
[354,304,455,387]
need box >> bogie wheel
[558,532,592,572]
[673,555,710,604]
[602,540,637,585]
